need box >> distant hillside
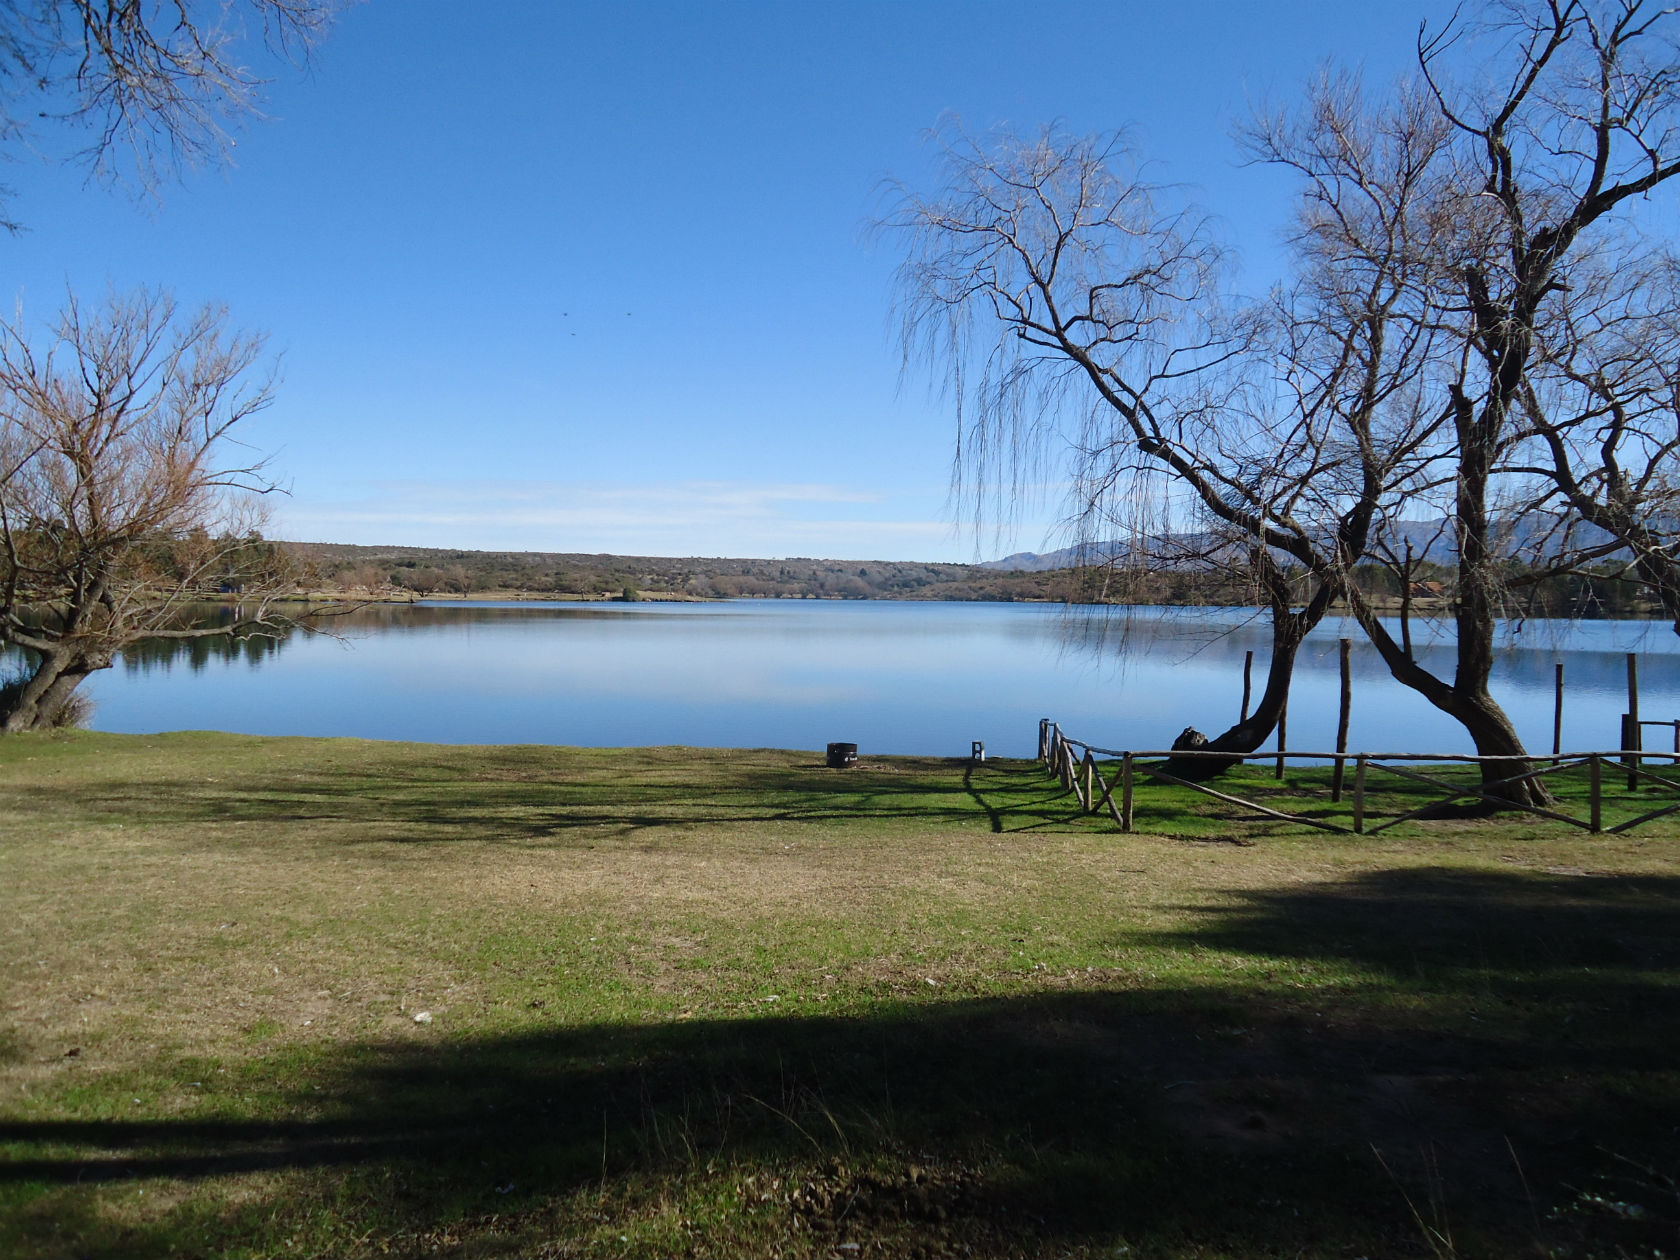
[279,541,1279,606]
[279,542,1125,603]
[275,527,1657,616]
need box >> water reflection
[1048,604,1678,754]
[1054,603,1676,699]
[119,626,291,674]
[31,599,1678,757]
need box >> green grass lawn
[2,731,1678,1258]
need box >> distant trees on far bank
[280,539,1668,615]
[290,542,1100,602]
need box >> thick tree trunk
[1202,623,1304,757]
[1348,588,1556,809]
[0,652,102,732]
[1163,579,1334,778]
[1453,689,1552,810]
[1452,384,1555,808]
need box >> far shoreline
[261,588,1668,620]
[274,541,1665,620]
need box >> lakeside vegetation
[286,541,1126,602]
[283,540,1667,616]
[3,732,1677,1258]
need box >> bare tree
[889,119,1444,768]
[892,3,1680,808]
[0,287,299,731]
[1505,246,1680,633]
[1348,2,1680,795]
[1219,0,1680,805]
[0,0,340,222]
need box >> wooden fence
[1037,718,1680,836]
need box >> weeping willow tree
[886,122,1427,771]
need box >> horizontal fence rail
[1036,718,1680,837]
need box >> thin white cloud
[270,477,1021,560]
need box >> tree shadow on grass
[0,996,1497,1257]
[1154,863,1680,987]
[5,867,1680,1256]
[0,757,1087,848]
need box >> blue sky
[9,0,1451,560]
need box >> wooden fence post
[1121,753,1134,833]
[1275,703,1288,780]
[1352,755,1367,834]
[1589,754,1602,833]
[1081,749,1095,812]
[1332,637,1352,802]
[1627,653,1641,790]
[1553,663,1564,757]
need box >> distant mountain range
[981,516,1627,572]
[980,546,1104,572]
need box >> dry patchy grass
[1,731,1678,1258]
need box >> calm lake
[57,599,1680,759]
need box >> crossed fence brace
[1037,718,1680,836]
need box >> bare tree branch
[0,286,306,730]
[0,0,342,223]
